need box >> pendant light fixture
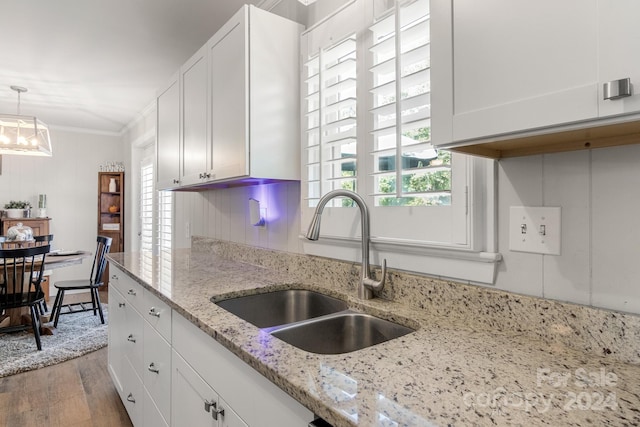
[0,85,52,157]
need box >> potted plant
[4,200,32,219]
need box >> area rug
[0,304,108,378]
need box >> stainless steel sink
[215,289,348,328]
[271,312,415,354]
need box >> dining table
[0,249,92,333]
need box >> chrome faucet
[305,189,386,300]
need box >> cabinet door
[598,0,640,118]
[108,287,127,395]
[143,322,172,423]
[121,357,144,427]
[157,74,181,189]
[448,0,598,142]
[172,350,218,427]
[181,45,209,186]
[208,8,248,181]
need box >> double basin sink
[214,289,414,354]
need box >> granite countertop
[107,247,640,426]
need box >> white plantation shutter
[139,159,154,280]
[305,34,358,208]
[369,0,452,208]
[158,190,173,252]
[140,161,154,252]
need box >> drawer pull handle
[127,289,136,296]
[118,302,125,308]
[127,334,136,343]
[148,362,160,374]
[148,307,161,317]
[213,406,224,420]
[111,274,118,280]
[126,393,136,403]
[204,400,225,420]
[604,77,632,100]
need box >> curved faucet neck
[305,189,385,300]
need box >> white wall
[0,128,124,286]
[496,144,640,314]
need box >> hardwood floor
[0,347,133,427]
[0,289,133,427]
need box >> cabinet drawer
[121,357,143,427]
[143,322,171,423]
[143,290,171,343]
[110,268,145,312]
[124,303,144,378]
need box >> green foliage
[376,147,452,207]
[4,200,32,209]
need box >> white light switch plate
[509,206,561,255]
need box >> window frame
[300,0,500,284]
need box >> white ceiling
[0,0,262,134]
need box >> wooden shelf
[98,172,124,289]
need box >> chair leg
[90,288,98,315]
[52,289,65,328]
[38,300,48,315]
[93,288,105,324]
[30,305,42,351]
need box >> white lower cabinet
[172,312,315,427]
[121,357,143,426]
[108,266,172,427]
[110,267,315,427]
[172,350,248,427]
[143,321,171,422]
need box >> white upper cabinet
[597,0,640,118]
[180,45,209,187]
[207,5,303,183]
[208,10,247,182]
[156,5,303,190]
[156,74,181,189]
[432,0,640,158]
[441,0,599,143]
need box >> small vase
[109,178,117,192]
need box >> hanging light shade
[0,86,52,157]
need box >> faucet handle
[363,259,387,292]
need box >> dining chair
[0,244,51,350]
[32,234,54,313]
[50,236,112,327]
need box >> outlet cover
[509,206,561,255]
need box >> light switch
[509,206,561,255]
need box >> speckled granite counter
[107,240,640,426]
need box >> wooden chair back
[0,245,50,310]
[90,236,113,287]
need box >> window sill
[301,235,502,285]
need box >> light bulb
[30,138,38,146]
[0,134,9,144]
[17,136,27,145]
